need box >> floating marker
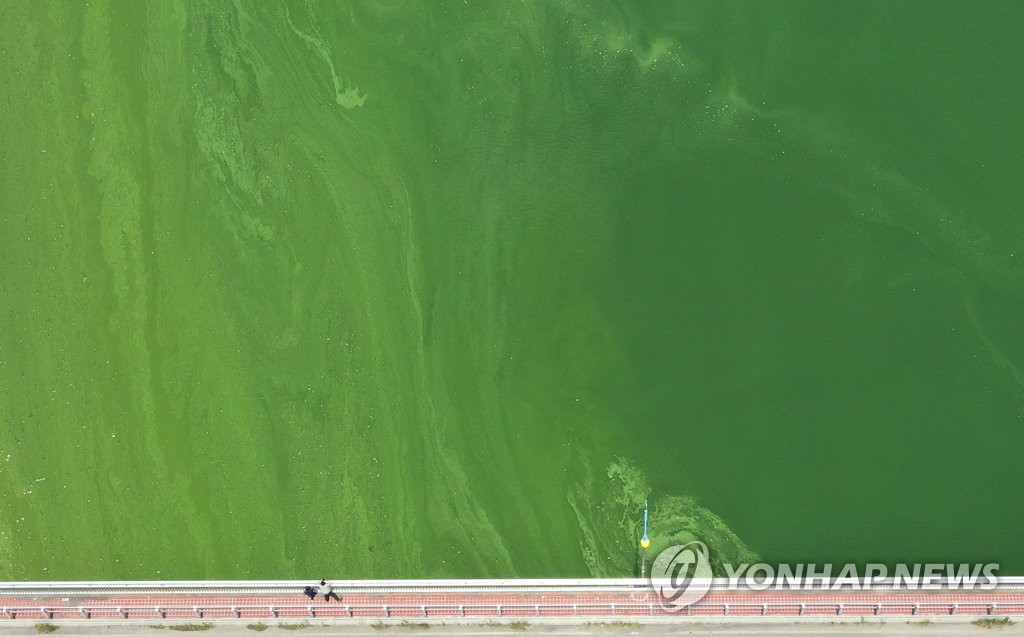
[640,498,650,549]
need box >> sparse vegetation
[167,624,214,632]
[973,617,1014,629]
[371,621,391,630]
[278,622,312,630]
[400,621,432,629]
[34,625,59,634]
[247,623,269,632]
[478,620,529,631]
[583,621,642,629]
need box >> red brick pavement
[2,590,1023,621]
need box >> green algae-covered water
[2,1,1023,580]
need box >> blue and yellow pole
[640,498,650,577]
[641,498,650,549]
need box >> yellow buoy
[640,499,651,549]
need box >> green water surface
[1,1,1022,580]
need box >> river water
[1,1,1021,579]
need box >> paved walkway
[3,589,1023,621]
[2,618,1024,637]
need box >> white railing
[4,577,1023,596]
[3,601,1023,621]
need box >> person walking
[319,579,341,602]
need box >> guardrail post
[155,607,165,619]
[269,606,277,618]
[232,606,240,618]
[117,608,126,619]
[535,604,540,617]
[762,604,768,616]
[989,604,998,615]
[837,603,844,616]
[194,606,202,618]
[345,606,352,618]
[723,603,729,616]
[685,604,691,616]
[79,607,89,619]
[459,605,465,618]
[308,605,315,618]
[41,607,52,619]
[950,603,959,615]
[648,603,653,616]
[421,605,427,617]
[874,604,881,616]
[496,605,502,617]
[799,603,805,616]
[912,604,919,615]
[571,604,577,616]
[383,605,390,618]
[610,603,616,616]
[1,608,11,619]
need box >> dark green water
[1,1,1022,580]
